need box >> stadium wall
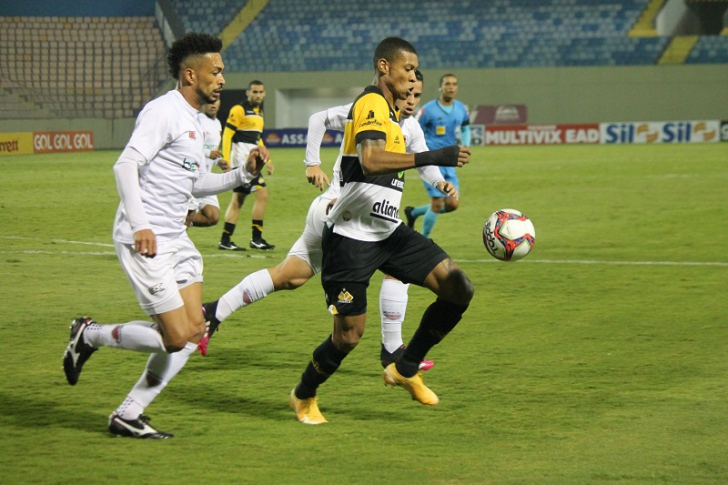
[224,63,728,129]
[0,64,725,150]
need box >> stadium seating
[219,0,667,71]
[685,35,728,64]
[172,0,245,35]
[0,16,167,119]
[1,2,724,121]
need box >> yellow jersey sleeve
[351,92,391,144]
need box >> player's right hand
[134,228,157,258]
[306,165,330,191]
[456,146,471,167]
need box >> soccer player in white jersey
[197,71,457,371]
[289,37,473,424]
[61,33,268,439]
[186,98,229,227]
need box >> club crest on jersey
[360,110,383,128]
[189,131,196,139]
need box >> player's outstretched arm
[357,138,417,175]
[192,147,268,197]
[413,145,470,168]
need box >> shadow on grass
[173,348,411,423]
[0,390,111,435]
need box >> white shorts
[286,194,331,274]
[230,142,257,168]
[114,233,204,316]
[187,194,220,212]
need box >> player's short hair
[248,80,264,90]
[415,70,424,82]
[439,73,457,86]
[373,37,417,71]
[167,32,222,80]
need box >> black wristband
[414,145,460,167]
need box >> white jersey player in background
[61,33,268,439]
[198,70,458,372]
[186,98,230,228]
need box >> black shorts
[233,175,266,195]
[321,223,449,316]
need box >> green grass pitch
[0,143,726,484]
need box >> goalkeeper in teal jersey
[405,73,470,238]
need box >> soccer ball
[483,209,535,261]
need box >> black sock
[296,335,348,399]
[221,222,236,243]
[252,219,264,241]
[397,298,469,377]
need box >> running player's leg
[250,185,275,250]
[68,237,206,438]
[110,282,204,437]
[208,194,327,325]
[381,226,473,377]
[220,189,247,250]
[291,223,380,423]
[378,275,435,370]
[421,196,444,238]
[379,276,409,355]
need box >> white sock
[116,342,197,420]
[84,320,166,353]
[379,279,410,353]
[216,269,275,322]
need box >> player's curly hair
[167,32,223,80]
[373,37,417,71]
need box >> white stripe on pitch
[1,236,725,266]
[457,259,728,267]
[0,248,725,266]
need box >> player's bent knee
[444,200,459,212]
[279,277,306,290]
[441,269,474,306]
[332,327,363,353]
[163,340,187,353]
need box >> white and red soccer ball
[483,209,535,261]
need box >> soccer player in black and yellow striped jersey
[219,80,276,251]
[289,37,474,425]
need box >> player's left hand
[456,146,471,167]
[306,165,330,191]
[436,181,459,200]
[209,150,222,160]
[245,147,269,176]
[217,159,230,172]
[266,159,275,175]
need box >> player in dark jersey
[289,37,474,424]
